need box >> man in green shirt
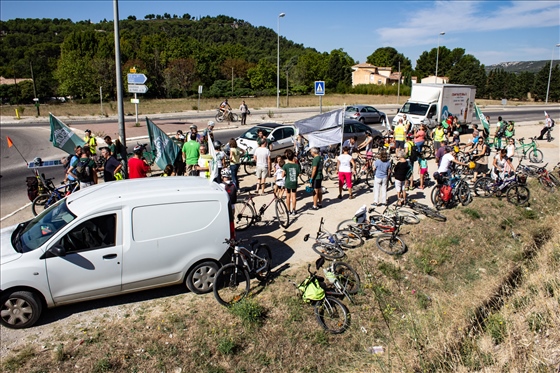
[310,147,324,210]
[182,133,201,176]
[282,149,301,215]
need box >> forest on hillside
[1,15,558,104]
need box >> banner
[294,109,344,135]
[146,118,181,171]
[307,127,343,149]
[49,113,85,154]
[474,103,490,134]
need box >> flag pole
[6,136,29,165]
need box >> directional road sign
[127,73,147,84]
[315,81,325,96]
[128,84,148,94]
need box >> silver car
[345,105,386,124]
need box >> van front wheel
[0,290,43,329]
[186,261,219,294]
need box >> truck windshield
[17,199,75,253]
[400,102,429,116]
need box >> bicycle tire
[383,209,420,225]
[432,187,446,211]
[31,193,52,216]
[421,206,447,222]
[314,296,350,334]
[528,149,543,164]
[430,185,439,206]
[333,262,361,295]
[376,234,406,255]
[243,160,256,175]
[275,198,290,228]
[336,229,364,249]
[473,177,494,198]
[549,173,560,187]
[365,169,375,188]
[324,163,336,181]
[457,180,472,206]
[215,113,224,123]
[421,144,433,159]
[336,219,361,232]
[213,264,250,307]
[234,201,255,231]
[253,244,272,282]
[538,176,555,193]
[505,184,530,206]
[311,242,345,260]
[230,113,239,122]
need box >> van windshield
[16,199,75,253]
[400,102,429,116]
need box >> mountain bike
[233,188,290,231]
[431,173,472,210]
[213,238,272,306]
[313,256,361,304]
[239,146,256,175]
[292,263,351,334]
[215,109,239,123]
[32,181,80,216]
[535,163,560,193]
[514,137,543,163]
[473,173,530,206]
[303,217,364,260]
[406,199,447,222]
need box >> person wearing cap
[128,145,151,179]
[239,100,249,125]
[202,121,215,145]
[83,129,98,161]
[183,132,201,176]
[189,124,202,143]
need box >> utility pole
[113,0,127,177]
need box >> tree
[247,59,276,91]
[163,58,197,97]
[366,47,412,73]
[448,54,486,94]
[326,49,353,92]
[127,15,137,21]
[415,47,464,80]
[145,14,155,20]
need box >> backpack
[298,276,325,302]
[440,185,453,202]
[496,122,506,137]
[75,158,93,182]
[26,176,39,201]
[551,118,556,128]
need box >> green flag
[49,113,85,154]
[474,103,490,134]
[146,118,180,171]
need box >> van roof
[66,177,226,216]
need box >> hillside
[486,60,560,74]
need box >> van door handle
[103,254,118,260]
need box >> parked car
[344,105,386,124]
[342,119,383,147]
[0,177,233,329]
[236,123,296,158]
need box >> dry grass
[2,181,559,373]
[0,94,536,119]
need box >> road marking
[1,202,32,222]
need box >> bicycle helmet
[133,145,143,154]
[208,120,215,127]
[453,131,459,136]
[221,168,232,178]
[468,161,476,169]
[213,140,222,149]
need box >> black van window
[59,214,117,253]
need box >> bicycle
[514,137,543,164]
[535,163,560,193]
[233,187,290,231]
[303,217,364,260]
[213,238,272,306]
[238,146,256,175]
[292,263,351,334]
[406,199,447,222]
[369,203,421,225]
[473,173,530,206]
[431,173,472,210]
[215,108,239,123]
[313,256,361,304]
[32,180,80,216]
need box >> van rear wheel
[186,261,219,294]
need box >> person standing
[197,144,213,179]
[83,129,98,161]
[103,136,116,156]
[537,113,553,140]
[228,139,242,189]
[494,116,505,149]
[393,119,406,149]
[128,145,151,179]
[414,125,426,154]
[402,114,412,134]
[342,136,358,155]
[432,122,446,153]
[393,150,410,205]
[75,146,98,187]
[371,150,391,206]
[254,139,271,194]
[337,146,356,199]
[435,139,448,167]
[239,100,249,126]
[183,133,201,176]
[310,147,324,209]
[282,149,301,215]
[64,145,82,184]
[99,147,122,182]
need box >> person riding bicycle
[219,99,232,117]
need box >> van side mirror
[396,108,400,113]
[49,245,66,257]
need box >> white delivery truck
[392,84,476,131]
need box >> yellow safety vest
[433,128,445,142]
[84,136,97,155]
[394,125,406,141]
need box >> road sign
[127,73,147,84]
[131,98,140,104]
[198,85,203,94]
[128,84,148,94]
[315,81,325,96]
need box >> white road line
[1,202,32,222]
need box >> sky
[1,0,559,67]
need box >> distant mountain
[485,60,560,74]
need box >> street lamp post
[545,43,560,104]
[435,32,445,84]
[277,12,285,108]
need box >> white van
[1,177,233,329]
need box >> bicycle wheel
[299,164,311,184]
[213,264,250,307]
[314,296,350,334]
[365,169,375,187]
[383,209,420,225]
[324,163,336,181]
[549,173,560,187]
[421,144,433,159]
[457,180,472,206]
[473,177,494,198]
[230,113,239,122]
[215,113,224,123]
[376,234,406,255]
[506,184,530,206]
[253,244,272,282]
[528,149,543,164]
[432,188,446,211]
[312,242,345,260]
[31,194,52,216]
[421,206,447,222]
[333,262,361,295]
[275,198,290,228]
[336,219,362,232]
[538,176,556,193]
[243,160,256,175]
[234,201,255,231]
[430,185,440,206]
[336,229,364,249]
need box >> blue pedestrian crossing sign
[315,81,325,96]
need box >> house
[420,76,449,84]
[351,63,402,87]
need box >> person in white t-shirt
[337,146,356,199]
[253,140,271,194]
[437,147,465,178]
[492,148,515,181]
